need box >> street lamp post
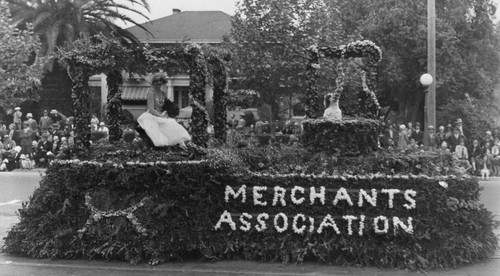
[426,0,436,141]
[420,73,433,145]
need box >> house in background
[89,9,232,120]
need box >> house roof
[126,11,232,44]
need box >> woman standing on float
[137,73,191,148]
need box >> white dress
[137,89,191,147]
[323,101,342,121]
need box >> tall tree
[6,0,151,116]
[230,0,345,120]
[336,0,500,125]
[0,0,45,109]
[7,0,151,56]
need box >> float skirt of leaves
[301,118,379,156]
[2,161,497,270]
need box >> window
[174,86,190,108]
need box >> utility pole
[426,0,436,131]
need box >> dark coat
[411,129,424,145]
[446,134,464,152]
[5,152,20,171]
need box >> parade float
[2,37,497,270]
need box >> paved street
[0,171,499,275]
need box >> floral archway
[56,35,230,151]
[305,40,382,119]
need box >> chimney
[173,8,181,14]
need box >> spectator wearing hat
[444,124,453,140]
[7,123,16,142]
[0,146,22,171]
[424,125,439,150]
[35,133,51,167]
[490,139,500,176]
[469,139,484,173]
[50,110,67,130]
[1,134,16,161]
[39,110,53,133]
[49,123,63,140]
[437,126,446,146]
[439,141,451,153]
[446,127,464,152]
[411,122,424,146]
[407,122,414,139]
[50,136,61,157]
[13,107,22,130]
[25,113,38,132]
[483,131,494,147]
[0,120,6,132]
[19,122,35,156]
[383,124,397,149]
[455,137,472,172]
[483,140,493,171]
[398,124,409,151]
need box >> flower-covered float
[2,38,497,271]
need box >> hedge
[301,118,379,156]
[2,160,497,270]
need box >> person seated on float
[137,73,191,149]
[323,93,342,121]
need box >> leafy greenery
[301,118,379,156]
[0,0,45,109]
[335,0,500,123]
[7,0,151,56]
[230,0,345,119]
[2,158,496,270]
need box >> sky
[116,0,237,28]
[116,0,500,28]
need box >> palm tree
[7,0,151,56]
[5,0,151,117]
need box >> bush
[3,160,496,270]
[234,143,458,176]
[302,118,379,156]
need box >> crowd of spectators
[379,118,500,176]
[0,107,112,171]
[228,113,302,136]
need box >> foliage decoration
[57,35,134,149]
[305,45,321,118]
[231,0,345,119]
[334,0,500,123]
[67,65,92,151]
[7,0,152,57]
[305,40,382,118]
[0,0,45,109]
[106,70,124,142]
[184,44,209,147]
[301,118,379,156]
[207,49,231,143]
[2,160,497,270]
